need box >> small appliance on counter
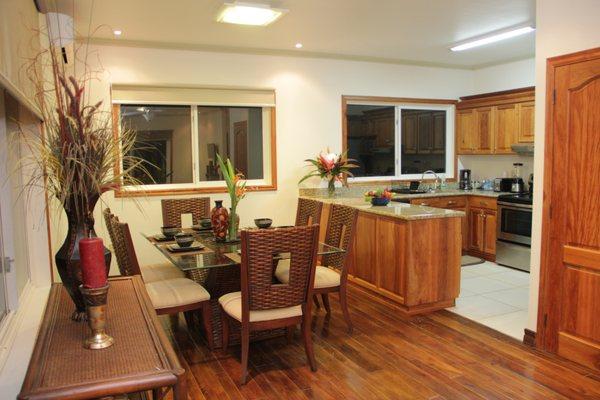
[510,162,525,193]
[459,169,472,190]
[494,178,513,192]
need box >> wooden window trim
[111,104,277,198]
[341,95,458,183]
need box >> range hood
[511,143,534,155]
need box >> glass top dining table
[143,228,344,272]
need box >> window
[112,86,276,196]
[343,96,455,181]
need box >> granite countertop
[391,189,509,200]
[300,195,465,221]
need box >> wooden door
[474,107,493,153]
[483,210,497,256]
[456,109,475,154]
[401,113,418,154]
[432,111,446,154]
[468,208,484,252]
[518,101,535,143]
[538,48,600,371]
[495,104,518,154]
[233,120,248,177]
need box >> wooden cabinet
[456,87,534,155]
[417,113,433,153]
[518,101,535,143]
[402,114,418,154]
[432,111,446,154]
[467,196,497,259]
[495,104,519,153]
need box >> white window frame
[345,100,455,182]
[114,101,275,195]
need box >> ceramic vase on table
[211,200,229,242]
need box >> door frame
[536,47,600,352]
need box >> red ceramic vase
[211,200,229,242]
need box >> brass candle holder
[79,284,114,350]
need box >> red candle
[79,238,108,288]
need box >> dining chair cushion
[142,263,185,283]
[275,260,341,289]
[145,278,210,310]
[219,291,302,322]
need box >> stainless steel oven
[496,200,532,272]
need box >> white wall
[67,44,475,273]
[471,58,535,94]
[527,0,600,331]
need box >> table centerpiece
[299,149,358,197]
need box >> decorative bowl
[371,197,390,206]
[199,218,212,229]
[161,226,181,239]
[254,218,273,229]
[174,233,194,248]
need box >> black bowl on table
[199,218,212,229]
[175,233,194,248]
[161,226,181,239]
[254,218,273,229]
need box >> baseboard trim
[523,328,536,347]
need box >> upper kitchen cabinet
[456,87,535,155]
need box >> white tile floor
[447,261,531,340]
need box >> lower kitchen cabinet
[468,205,497,260]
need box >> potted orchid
[299,149,358,196]
[216,154,247,241]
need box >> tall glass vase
[327,178,336,197]
[228,204,239,241]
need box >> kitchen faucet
[421,170,441,192]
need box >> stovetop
[497,192,533,205]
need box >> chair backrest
[295,198,323,226]
[240,225,319,317]
[321,204,358,275]
[161,197,211,227]
[107,213,142,277]
[102,208,117,248]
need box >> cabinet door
[518,101,535,143]
[468,208,484,252]
[494,104,518,154]
[456,109,476,154]
[483,210,497,256]
[417,112,433,153]
[474,107,494,153]
[349,212,377,284]
[402,114,418,154]
[447,206,468,252]
[432,111,446,154]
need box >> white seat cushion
[145,278,210,310]
[218,291,302,322]
[142,263,185,283]
[275,260,341,289]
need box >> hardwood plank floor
[160,284,600,400]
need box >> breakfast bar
[304,195,464,315]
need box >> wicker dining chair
[161,197,211,228]
[103,208,184,283]
[295,198,323,226]
[219,225,320,384]
[107,212,214,348]
[276,204,358,333]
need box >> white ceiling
[61,0,535,68]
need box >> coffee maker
[459,169,472,190]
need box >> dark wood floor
[162,284,600,400]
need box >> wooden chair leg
[221,312,230,352]
[286,325,295,343]
[313,295,320,309]
[339,286,353,334]
[183,311,195,330]
[240,325,250,385]
[201,302,214,350]
[321,293,331,314]
[301,314,317,372]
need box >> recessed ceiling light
[450,26,535,52]
[113,29,122,36]
[217,2,288,26]
[295,43,303,49]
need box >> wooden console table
[18,276,186,400]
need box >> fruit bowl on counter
[364,189,393,206]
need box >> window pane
[197,106,264,181]
[400,109,446,175]
[121,105,193,185]
[346,105,395,177]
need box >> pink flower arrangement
[299,149,358,194]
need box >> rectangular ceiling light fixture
[217,2,288,26]
[450,26,535,52]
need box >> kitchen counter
[300,195,465,221]
[391,189,509,200]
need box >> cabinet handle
[420,202,429,206]
[480,201,487,206]
[448,201,456,205]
